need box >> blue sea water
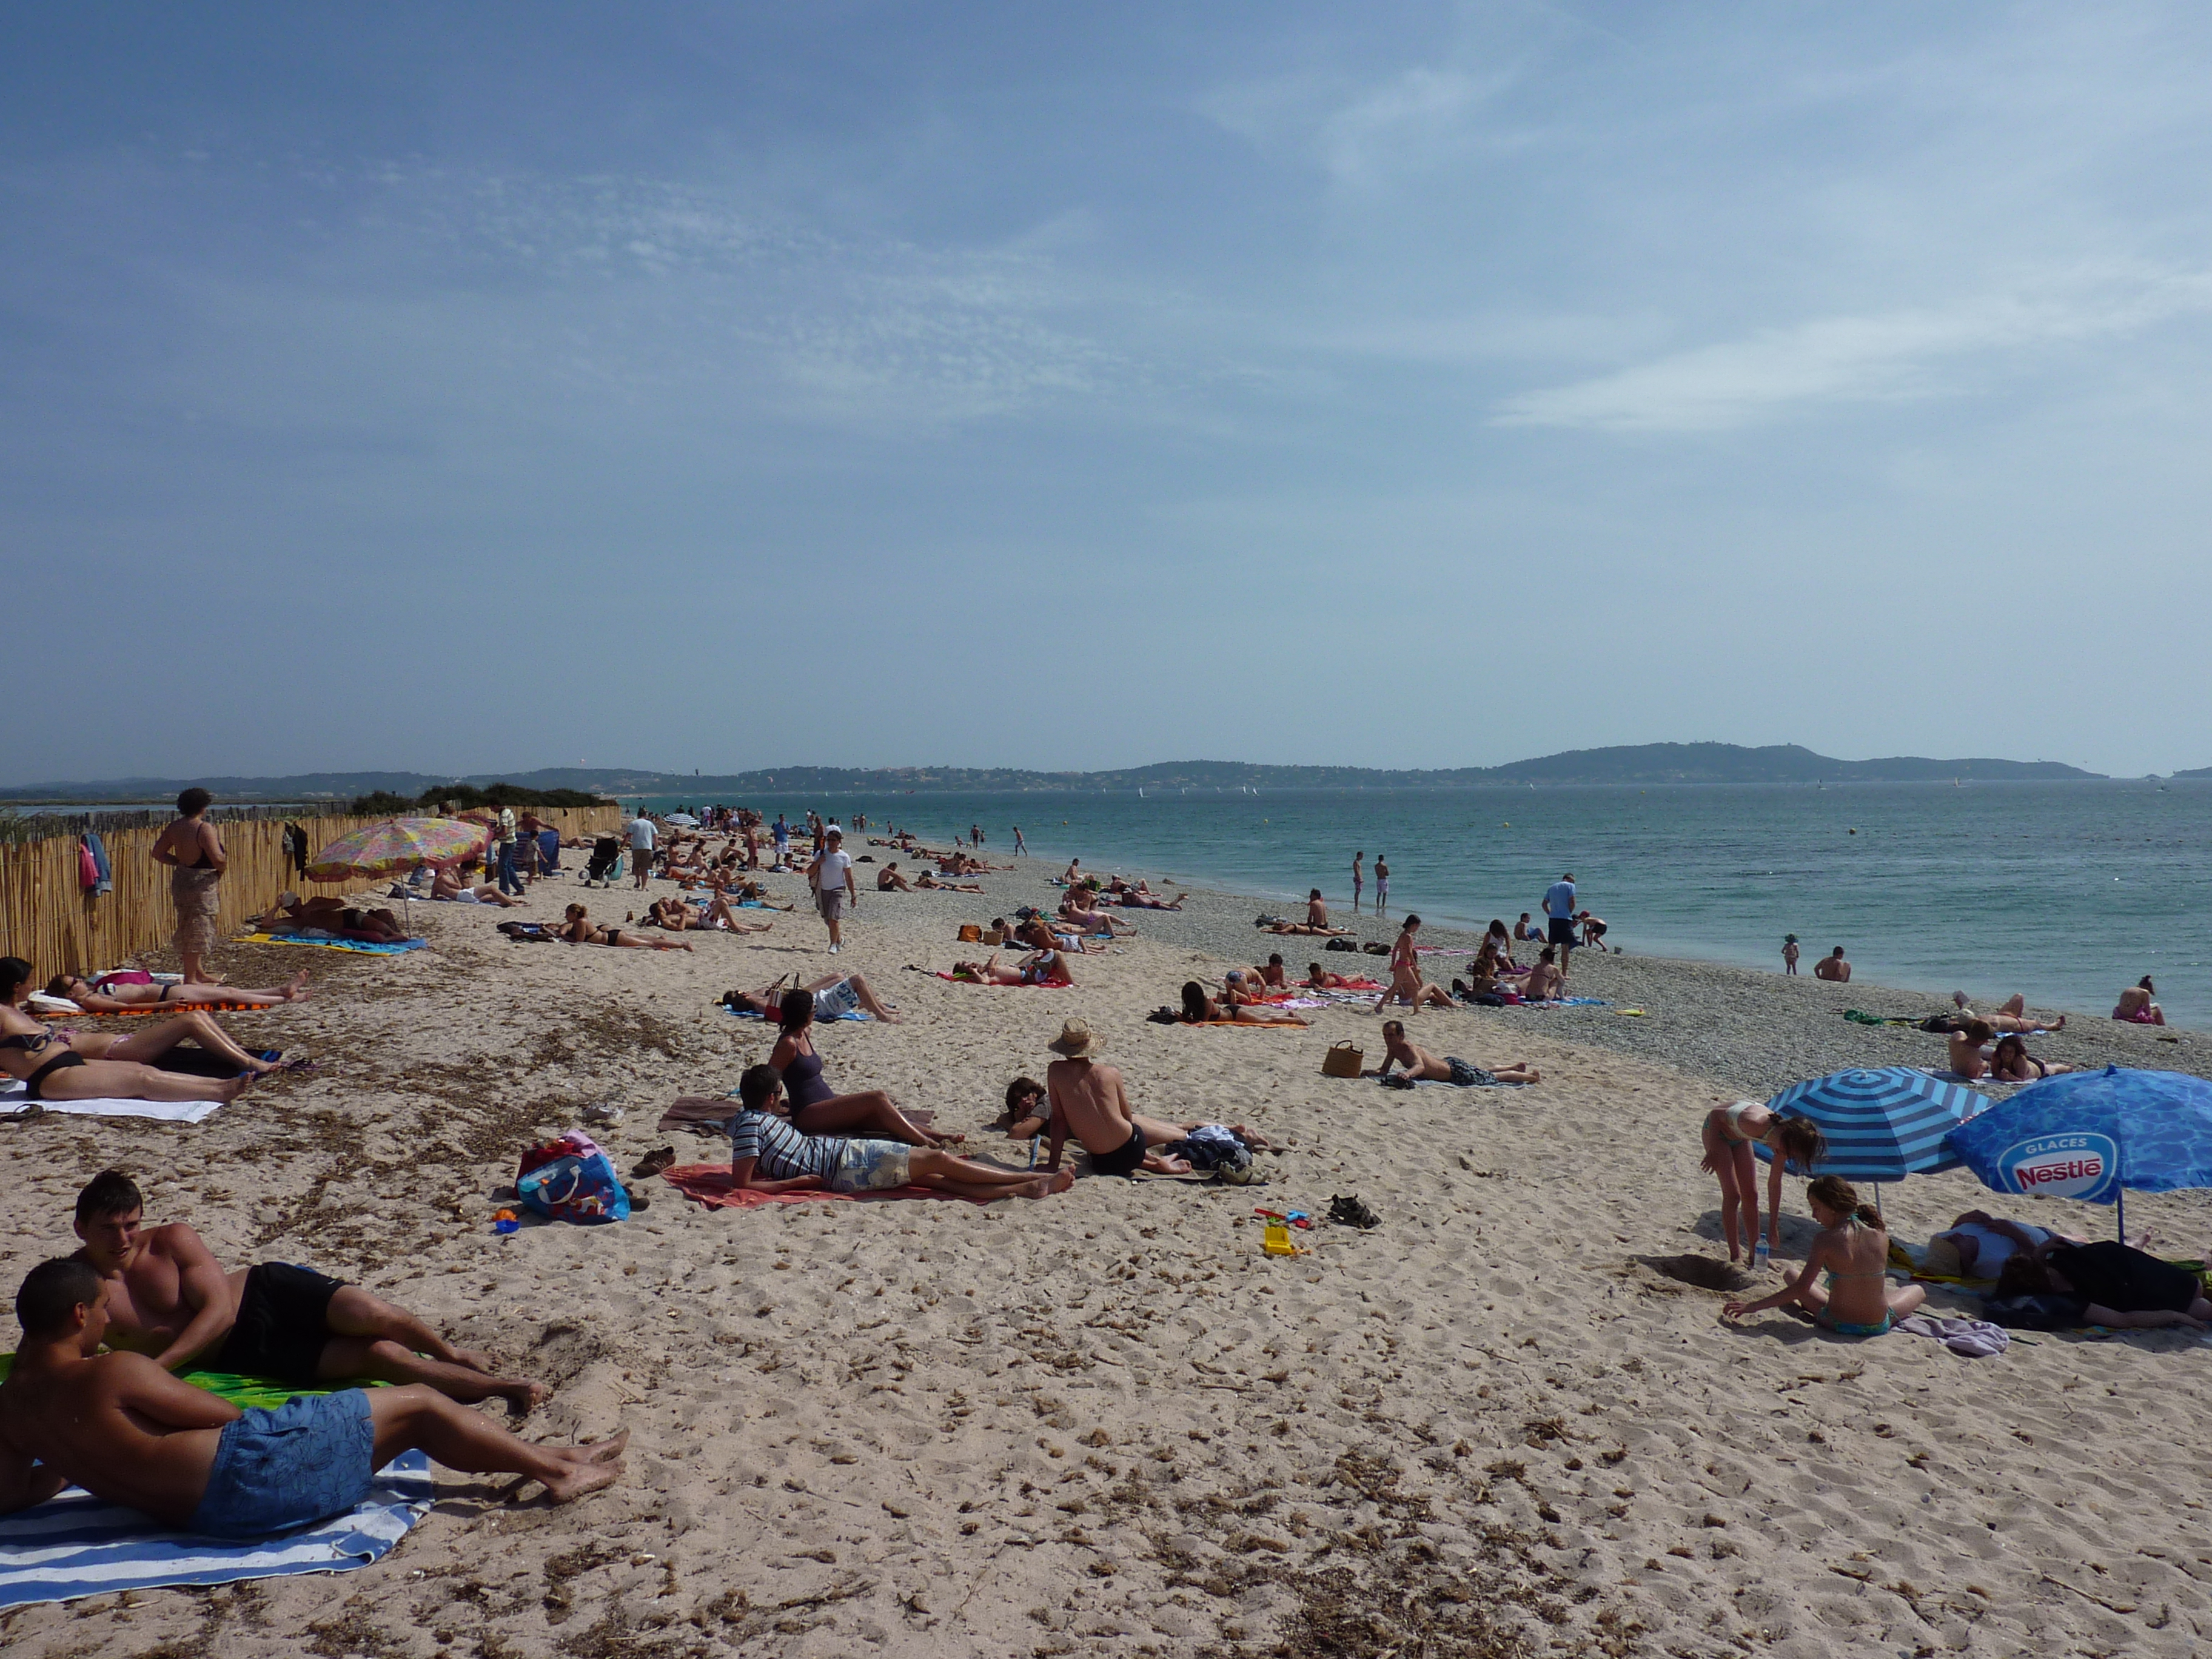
[632,782,2212,1030]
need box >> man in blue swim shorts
[0,1259,625,1538]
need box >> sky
[7,2,2212,783]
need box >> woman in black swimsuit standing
[1,957,275,1105]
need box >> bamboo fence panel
[0,806,623,976]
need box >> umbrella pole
[2116,1188,2125,1245]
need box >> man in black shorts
[1542,872,1578,970]
[67,1171,545,1412]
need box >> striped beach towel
[0,1453,432,1608]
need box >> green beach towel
[0,1354,380,1407]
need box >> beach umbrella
[1756,1067,1991,1202]
[306,816,488,929]
[1945,1066,2212,1240]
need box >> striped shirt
[730,1108,843,1181]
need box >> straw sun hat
[1046,1018,1101,1057]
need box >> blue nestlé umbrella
[1756,1067,1990,1190]
[1945,1065,2212,1240]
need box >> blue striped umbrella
[1755,1066,1991,1182]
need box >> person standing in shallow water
[150,789,224,990]
[1351,851,1364,914]
[1373,855,1388,914]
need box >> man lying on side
[0,1260,619,1538]
[69,1171,545,1411]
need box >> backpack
[1325,937,1359,953]
[515,1132,631,1224]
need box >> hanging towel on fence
[86,831,113,895]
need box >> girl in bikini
[1723,1175,1926,1337]
[558,904,693,951]
[0,957,282,1105]
[1700,1100,1826,1265]
[1988,1034,2077,1083]
[44,969,313,1012]
[1179,982,1309,1026]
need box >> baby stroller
[580,836,626,888]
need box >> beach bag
[957,923,982,943]
[515,1132,630,1225]
[982,929,1004,945]
[1325,937,1358,953]
[1363,941,1391,956]
[1321,1041,1364,1079]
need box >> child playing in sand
[1721,1175,1926,1336]
[1700,1101,1826,1265]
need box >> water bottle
[1754,1239,1771,1269]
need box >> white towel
[0,1082,224,1125]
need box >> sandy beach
[5,854,2212,1658]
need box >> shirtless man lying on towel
[68,1171,546,1412]
[1364,1021,1541,1086]
[0,1259,620,1539]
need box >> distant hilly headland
[0,743,2118,804]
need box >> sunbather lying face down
[0,1259,622,1538]
[257,896,409,943]
[950,951,1075,987]
[47,970,313,1012]
[1,957,283,1107]
[559,904,693,951]
[1367,1021,1540,1085]
[1178,981,1309,1025]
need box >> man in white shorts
[807,828,857,954]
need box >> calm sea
[632,782,2211,1029]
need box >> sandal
[1329,1194,1381,1230]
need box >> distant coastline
[0,740,2140,804]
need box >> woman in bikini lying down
[558,904,693,951]
[1,957,281,1105]
[646,894,773,934]
[950,952,1075,987]
[256,895,411,943]
[1179,982,1309,1026]
[1721,1175,1926,1337]
[916,871,986,893]
[1986,1033,2077,1083]
[44,969,313,1012]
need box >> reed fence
[0,806,625,976]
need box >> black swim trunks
[212,1262,344,1384]
[1089,1124,1148,1179]
[25,1049,88,1099]
[1546,917,1576,947]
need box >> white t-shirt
[628,817,657,851]
[814,849,853,892]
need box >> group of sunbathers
[1,1173,619,1543]
[2,957,299,1106]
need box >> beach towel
[722,1004,867,1023]
[235,933,428,954]
[931,973,1070,988]
[660,1162,985,1208]
[0,1081,224,1125]
[0,1362,418,1610]
[1892,1315,2011,1357]
[87,831,113,896]
[0,1452,431,1610]
[32,999,275,1017]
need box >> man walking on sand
[1044,1020,1201,1178]
[628,808,657,890]
[1543,871,1577,971]
[1013,826,1027,857]
[808,826,857,954]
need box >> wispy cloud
[1494,266,2212,431]
[1198,59,1529,186]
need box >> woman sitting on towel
[1179,982,1309,1026]
[950,951,1076,987]
[0,957,282,1105]
[767,991,950,1146]
[2115,976,2165,1025]
[44,968,313,1012]
[1986,1033,2076,1083]
[1722,1175,1926,1336]
[557,903,693,951]
[1700,1100,1826,1265]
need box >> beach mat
[0,1362,417,1609]
[722,1005,866,1023]
[660,1162,988,1208]
[235,933,428,955]
[0,1082,224,1125]
[930,973,1070,988]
